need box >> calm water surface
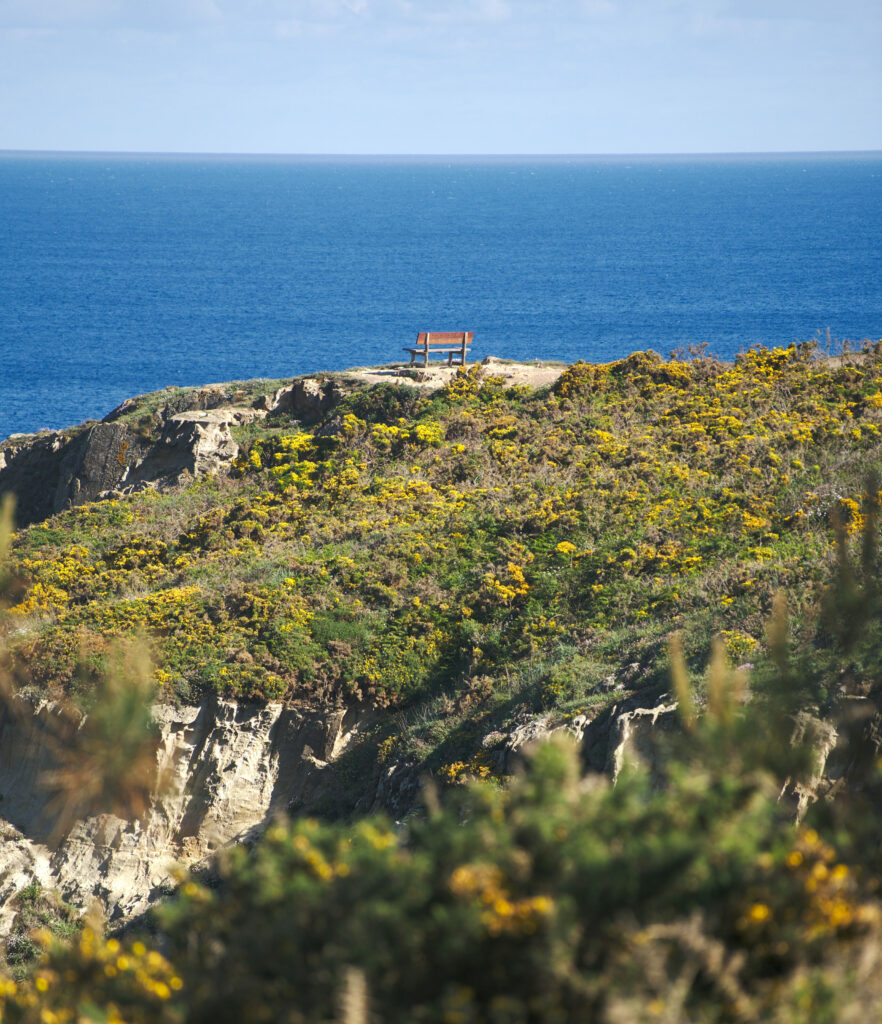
[1,152,880,439]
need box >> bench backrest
[415,332,473,348]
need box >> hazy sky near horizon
[1,0,880,154]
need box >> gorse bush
[5,703,882,1021]
[3,476,882,1021]
[6,345,882,770]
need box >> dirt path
[342,356,567,392]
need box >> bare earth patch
[342,356,567,391]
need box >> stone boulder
[128,411,241,488]
[254,377,355,423]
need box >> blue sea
[1,152,881,441]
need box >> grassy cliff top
[4,343,882,787]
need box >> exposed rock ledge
[0,697,373,932]
[1,685,860,938]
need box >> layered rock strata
[0,697,370,929]
[0,689,681,934]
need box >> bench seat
[404,332,473,366]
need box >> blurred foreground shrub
[3,727,881,1023]
[3,472,882,1022]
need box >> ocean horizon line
[2,148,881,163]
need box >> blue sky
[1,0,880,154]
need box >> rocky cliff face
[0,372,378,933]
[0,375,356,527]
[0,696,374,930]
[0,423,144,526]
[0,687,688,935]
[0,414,247,528]
[1,680,864,941]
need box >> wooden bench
[403,332,473,366]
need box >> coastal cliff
[2,347,882,1020]
[0,377,346,528]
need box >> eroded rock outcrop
[501,693,679,782]
[0,697,372,930]
[0,424,140,526]
[0,826,52,940]
[0,373,366,526]
[0,685,682,935]
[0,412,245,527]
[123,411,248,489]
[1,682,860,939]
[254,377,356,423]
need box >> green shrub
[2,883,80,980]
